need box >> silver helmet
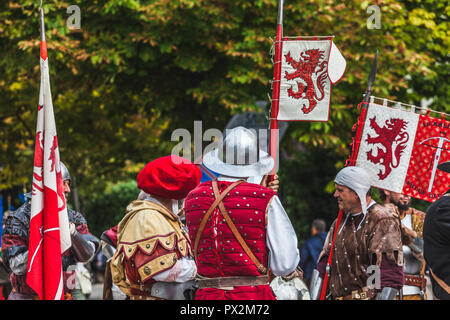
[202,126,274,177]
[60,161,71,181]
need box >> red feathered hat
[137,155,202,200]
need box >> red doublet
[185,180,276,300]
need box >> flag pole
[268,0,284,182]
[39,2,47,61]
[26,1,70,300]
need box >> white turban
[334,166,372,215]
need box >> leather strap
[127,282,157,298]
[337,287,377,300]
[404,274,427,290]
[129,295,159,300]
[212,180,268,274]
[430,267,450,295]
[193,180,245,260]
[420,260,426,275]
[128,282,153,292]
[417,261,427,291]
[196,275,269,289]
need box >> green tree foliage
[278,147,342,241]
[0,0,448,237]
[81,179,138,236]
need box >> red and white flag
[355,100,450,202]
[26,8,72,300]
[276,37,346,122]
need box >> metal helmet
[202,126,274,177]
[60,161,71,181]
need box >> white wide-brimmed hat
[202,126,274,177]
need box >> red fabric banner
[402,114,450,202]
[355,102,450,202]
[26,10,71,299]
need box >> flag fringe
[370,96,448,118]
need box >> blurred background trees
[0,0,448,242]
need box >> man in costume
[1,162,99,300]
[103,157,281,300]
[379,189,427,299]
[316,166,404,300]
[423,161,450,300]
[184,126,301,300]
[110,155,201,300]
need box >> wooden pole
[268,0,284,181]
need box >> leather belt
[129,295,162,300]
[404,274,427,290]
[128,282,154,297]
[196,275,269,289]
[337,287,377,300]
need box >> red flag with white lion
[26,8,71,300]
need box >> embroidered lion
[366,116,409,180]
[284,49,328,114]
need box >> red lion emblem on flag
[284,49,328,114]
[366,116,410,180]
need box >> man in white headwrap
[315,166,404,300]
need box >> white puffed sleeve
[266,196,300,276]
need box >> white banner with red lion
[276,38,346,121]
[355,102,450,202]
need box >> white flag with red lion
[276,38,346,122]
[355,101,450,202]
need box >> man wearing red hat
[110,155,202,300]
[184,126,301,300]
